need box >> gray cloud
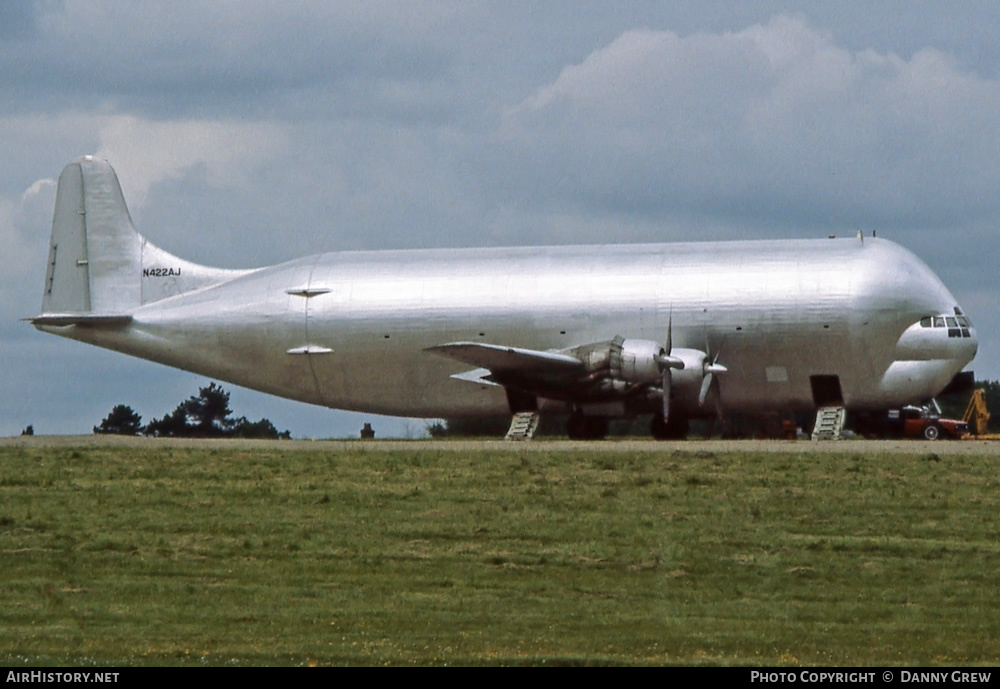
[497,17,1000,238]
[6,2,467,120]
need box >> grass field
[2,440,999,666]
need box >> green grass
[2,444,999,665]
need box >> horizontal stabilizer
[426,341,583,374]
[27,313,133,327]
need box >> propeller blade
[662,369,671,422]
[699,371,713,406]
[665,308,673,355]
[712,336,726,365]
[656,309,684,372]
[699,332,727,407]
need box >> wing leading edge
[427,336,671,404]
[426,342,583,377]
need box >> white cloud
[21,178,56,202]
[0,177,57,319]
[94,115,289,213]
[502,15,1000,233]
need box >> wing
[425,342,583,377]
[428,335,727,420]
[427,336,665,403]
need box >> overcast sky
[2,1,998,438]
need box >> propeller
[698,335,727,436]
[698,346,727,406]
[655,311,685,423]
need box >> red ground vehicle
[891,406,969,440]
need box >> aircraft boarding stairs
[505,411,541,441]
[811,406,847,441]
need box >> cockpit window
[920,314,974,338]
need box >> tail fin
[40,156,247,317]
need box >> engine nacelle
[563,337,713,397]
[620,339,666,384]
[668,347,711,390]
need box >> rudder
[42,157,142,314]
[40,156,248,317]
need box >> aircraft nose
[954,318,978,366]
[967,324,979,354]
[895,314,977,366]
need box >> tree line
[94,383,290,439]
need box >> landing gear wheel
[567,414,608,440]
[923,424,940,440]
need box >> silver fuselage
[43,236,976,418]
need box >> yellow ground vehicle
[962,388,992,437]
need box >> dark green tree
[230,416,291,439]
[145,383,233,437]
[425,421,448,438]
[143,407,190,437]
[183,382,235,436]
[94,404,143,435]
[144,382,290,439]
